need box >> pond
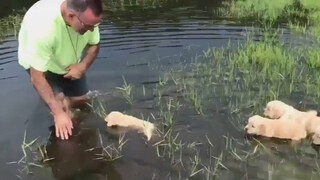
[1,0,320,179]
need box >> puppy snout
[244,126,248,131]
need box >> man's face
[71,8,102,34]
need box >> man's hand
[54,112,73,140]
[64,63,86,80]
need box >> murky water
[1,0,319,179]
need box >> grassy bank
[217,0,320,39]
[0,11,23,41]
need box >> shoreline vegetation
[216,0,320,40]
[0,10,24,41]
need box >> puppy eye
[251,125,255,128]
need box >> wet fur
[105,111,155,141]
[263,100,320,144]
[245,115,307,140]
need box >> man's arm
[81,44,100,70]
[64,44,100,79]
[30,68,64,114]
[30,67,73,139]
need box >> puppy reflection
[245,115,307,141]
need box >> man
[18,0,103,140]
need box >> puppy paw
[143,123,155,141]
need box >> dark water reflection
[0,0,38,18]
[1,0,316,179]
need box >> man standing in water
[18,0,102,140]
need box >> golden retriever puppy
[105,111,155,141]
[244,115,307,140]
[264,100,318,126]
[264,100,298,119]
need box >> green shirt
[18,0,100,74]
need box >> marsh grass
[94,129,127,161]
[88,96,108,119]
[0,11,24,41]
[116,76,134,104]
[217,0,312,24]
[217,0,294,24]
[305,48,320,68]
[6,130,51,179]
[216,0,320,40]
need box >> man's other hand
[64,63,86,80]
[54,112,73,140]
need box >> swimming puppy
[244,115,307,141]
[105,111,155,141]
[263,100,297,119]
[264,100,318,126]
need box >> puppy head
[264,100,291,118]
[244,115,267,135]
[105,111,123,127]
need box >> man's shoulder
[21,0,64,37]
[23,0,63,27]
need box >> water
[1,0,319,179]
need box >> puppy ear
[105,117,115,127]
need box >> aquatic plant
[0,11,24,41]
[218,0,320,27]
[116,75,134,104]
[95,129,127,161]
[305,48,320,68]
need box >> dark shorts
[27,69,88,97]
